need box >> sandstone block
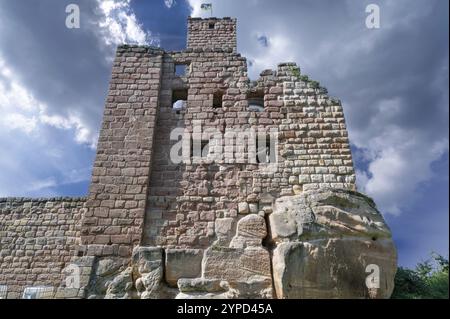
[238,202,249,214]
[203,246,271,283]
[214,218,234,237]
[272,238,397,299]
[165,249,203,287]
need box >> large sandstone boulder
[165,249,204,287]
[270,188,397,299]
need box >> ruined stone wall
[0,198,85,298]
[140,47,356,249]
[187,17,237,52]
[0,17,387,300]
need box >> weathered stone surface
[268,212,297,239]
[271,189,392,242]
[203,247,271,282]
[238,202,249,214]
[132,246,164,299]
[165,249,203,287]
[97,259,122,277]
[178,278,226,293]
[176,278,237,298]
[230,214,267,248]
[272,238,397,299]
[104,267,134,299]
[270,188,397,299]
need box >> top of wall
[187,16,237,53]
[0,197,86,208]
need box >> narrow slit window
[256,135,275,164]
[209,22,215,29]
[213,91,223,109]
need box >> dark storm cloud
[0,0,111,136]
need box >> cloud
[164,0,176,9]
[0,0,157,197]
[0,54,97,146]
[256,34,268,48]
[0,0,158,149]
[96,0,160,47]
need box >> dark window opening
[175,63,188,76]
[191,138,210,160]
[209,22,215,29]
[172,89,188,113]
[213,91,223,108]
[248,90,265,112]
[256,135,275,164]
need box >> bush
[391,253,449,299]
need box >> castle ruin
[0,17,397,299]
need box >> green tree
[391,253,449,299]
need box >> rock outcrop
[270,188,397,298]
[92,188,396,299]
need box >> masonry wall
[0,198,85,298]
[80,46,164,259]
[139,18,356,249]
[187,17,237,52]
[0,17,358,298]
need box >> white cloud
[0,1,160,148]
[27,177,58,192]
[0,55,97,147]
[350,98,448,215]
[96,0,159,47]
[1,113,37,134]
[164,0,175,9]
[245,34,294,79]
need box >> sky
[0,0,448,268]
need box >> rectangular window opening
[175,63,189,77]
[172,89,188,113]
[248,90,265,112]
[256,134,275,164]
[213,91,223,109]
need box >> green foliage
[391,253,449,299]
[292,68,301,78]
[299,75,309,82]
[309,80,320,89]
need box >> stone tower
[0,17,397,299]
